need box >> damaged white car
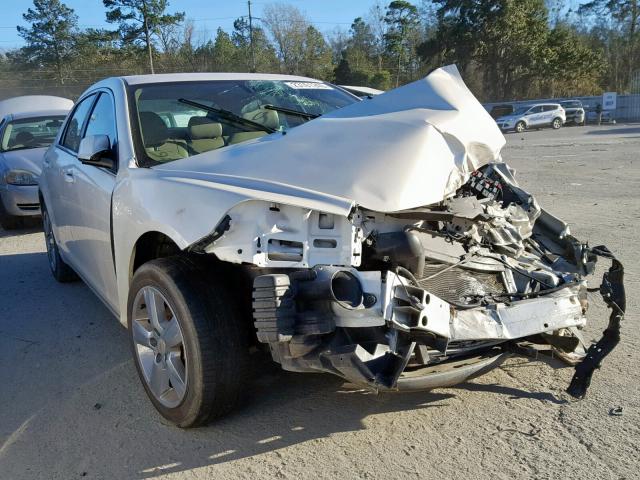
[39,66,625,427]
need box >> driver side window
[62,94,96,152]
[84,92,118,166]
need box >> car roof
[0,95,74,119]
[120,72,327,86]
[518,103,560,108]
[4,109,70,122]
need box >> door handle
[63,169,75,183]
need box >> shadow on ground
[584,126,640,135]
[0,219,41,238]
[0,250,565,478]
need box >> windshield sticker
[284,81,332,90]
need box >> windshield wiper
[178,98,277,134]
[263,104,320,120]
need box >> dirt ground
[0,124,638,480]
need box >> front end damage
[230,163,625,397]
[170,66,624,398]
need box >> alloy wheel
[132,286,188,408]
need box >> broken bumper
[252,249,625,396]
[567,246,625,398]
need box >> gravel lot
[1,124,638,479]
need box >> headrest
[139,111,168,147]
[188,117,223,139]
[242,108,279,130]
[15,131,35,144]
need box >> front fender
[112,167,354,324]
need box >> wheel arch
[129,230,182,281]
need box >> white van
[496,103,566,133]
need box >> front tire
[515,121,526,133]
[42,205,77,282]
[552,117,563,129]
[128,256,249,427]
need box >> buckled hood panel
[155,65,506,213]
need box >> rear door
[542,105,558,124]
[66,91,119,310]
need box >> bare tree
[262,3,309,74]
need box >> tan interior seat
[229,108,279,145]
[188,117,225,154]
[139,111,188,162]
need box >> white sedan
[39,68,624,427]
[0,96,72,228]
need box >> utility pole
[248,0,256,72]
[142,0,155,74]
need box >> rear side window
[61,94,96,152]
[543,105,558,112]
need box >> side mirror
[78,134,114,169]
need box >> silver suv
[496,103,566,133]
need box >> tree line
[0,0,637,102]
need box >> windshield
[561,101,581,108]
[131,80,358,165]
[0,116,66,152]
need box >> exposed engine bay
[203,163,624,398]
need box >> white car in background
[496,103,566,133]
[0,96,73,229]
[339,85,384,97]
[39,67,624,427]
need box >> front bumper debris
[567,246,625,398]
[251,249,625,395]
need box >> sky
[0,0,381,49]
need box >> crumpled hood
[155,65,506,213]
[0,147,47,176]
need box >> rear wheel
[515,121,526,133]
[42,205,77,282]
[552,117,563,129]
[128,256,249,427]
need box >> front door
[526,106,545,126]
[46,94,97,261]
[66,91,119,310]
